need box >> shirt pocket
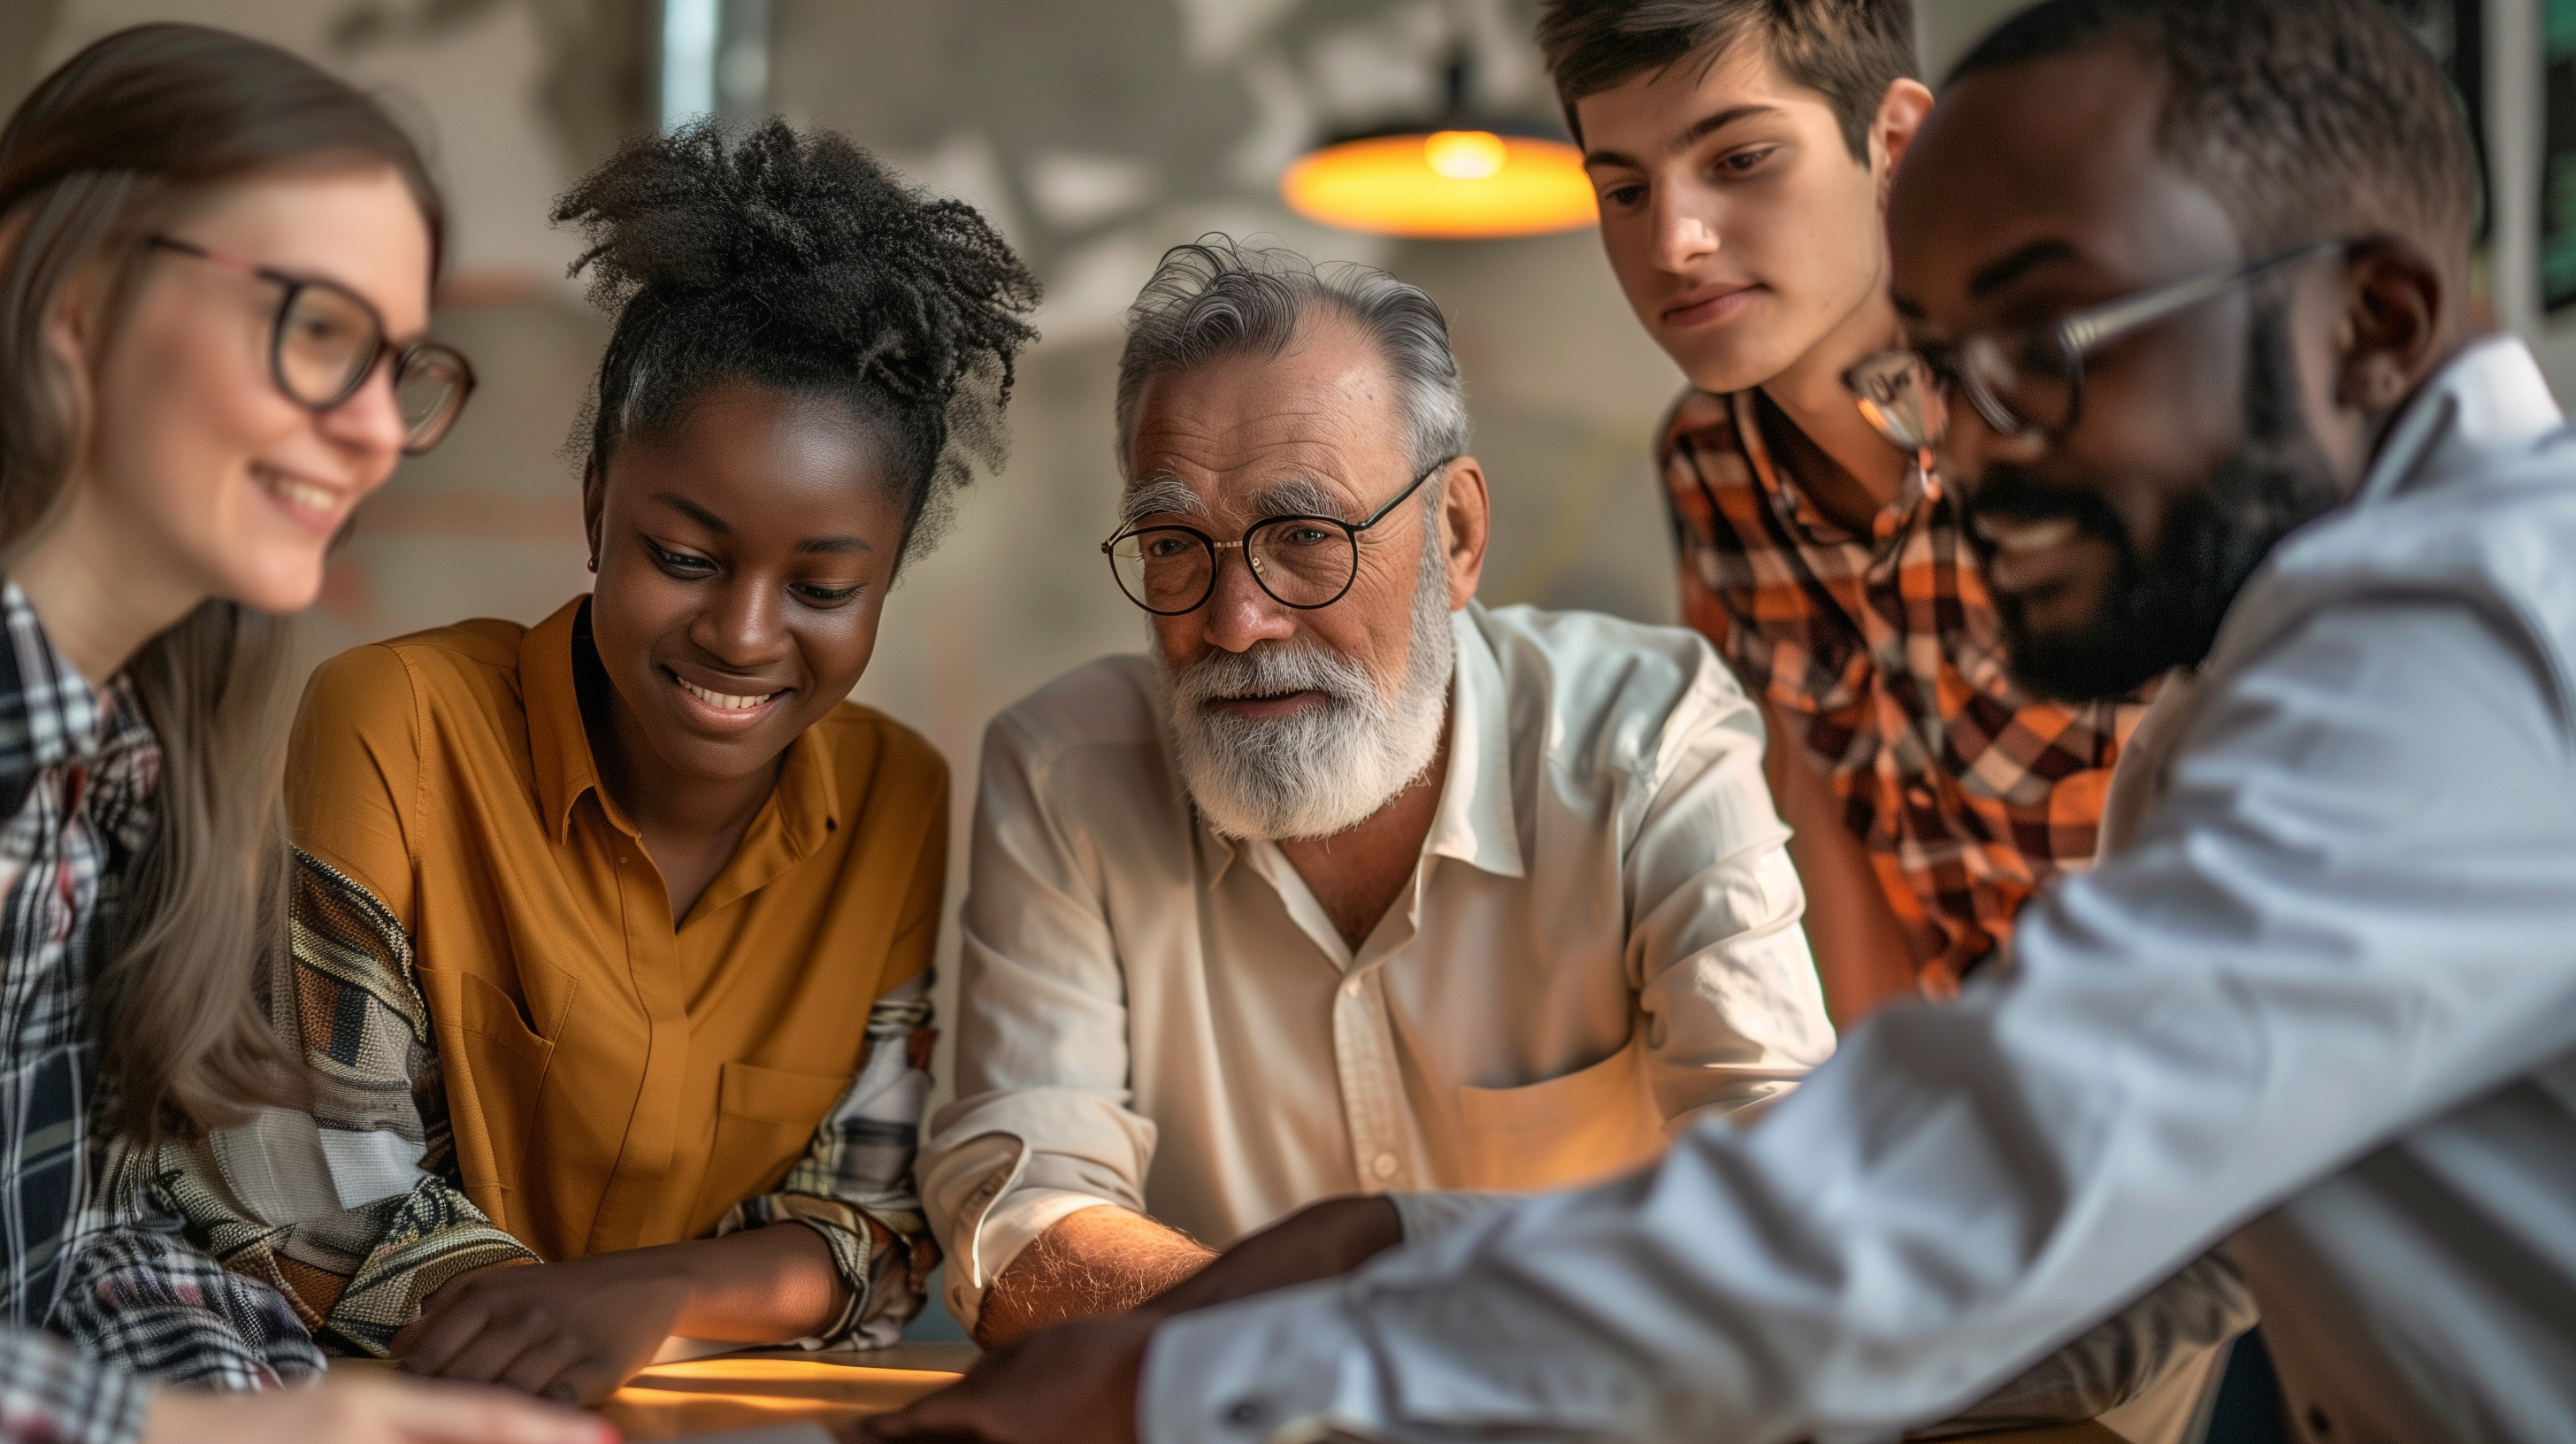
[433,967,565,1230]
[1454,1036,1668,1192]
[690,1061,854,1232]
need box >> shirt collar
[1423,603,1523,879]
[2355,334,2565,508]
[1729,388,1934,548]
[523,595,609,841]
[0,582,111,774]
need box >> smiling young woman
[0,20,606,1444]
[168,119,1039,1406]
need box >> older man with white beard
[917,238,1836,1348]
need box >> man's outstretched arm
[872,599,2576,1444]
[974,1206,1215,1348]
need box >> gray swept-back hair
[1115,235,1469,484]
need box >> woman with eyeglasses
[168,118,1038,1406]
[0,21,606,1444]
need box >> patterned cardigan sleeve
[714,969,939,1349]
[163,851,536,1357]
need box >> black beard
[1972,306,2345,703]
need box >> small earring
[586,556,597,573]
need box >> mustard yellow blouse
[227,596,947,1352]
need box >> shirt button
[1371,1152,1399,1179]
[1224,1398,1267,1428]
[1342,978,1362,996]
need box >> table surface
[334,1349,2125,1443]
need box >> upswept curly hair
[554,119,1040,565]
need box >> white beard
[1163,548,1453,842]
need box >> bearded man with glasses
[914,237,1836,1350]
[873,3,2576,1442]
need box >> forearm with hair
[973,1207,1214,1348]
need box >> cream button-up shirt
[920,603,1835,1328]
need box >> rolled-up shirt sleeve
[1141,595,2576,1443]
[1625,675,1836,1126]
[919,710,1160,1329]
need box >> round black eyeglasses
[150,235,476,454]
[1102,457,1453,616]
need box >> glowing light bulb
[1423,129,1506,180]
[1283,132,1597,239]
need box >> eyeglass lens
[1847,352,1946,451]
[1848,332,2082,452]
[274,283,381,409]
[394,348,472,452]
[1109,518,1361,614]
[271,281,471,453]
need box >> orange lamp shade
[1282,129,1598,240]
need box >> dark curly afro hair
[555,118,1040,566]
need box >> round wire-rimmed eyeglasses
[1840,238,2348,453]
[1101,456,1453,616]
[149,235,477,454]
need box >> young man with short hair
[1541,0,2148,1018]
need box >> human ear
[1871,79,1936,199]
[580,465,608,572]
[42,259,107,386]
[1437,457,1491,610]
[2331,236,2445,420]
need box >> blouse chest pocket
[687,1061,853,1236]
[428,967,570,1230]
[1454,1035,1668,1192]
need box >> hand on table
[395,1255,689,1406]
[866,1197,1399,1444]
[140,1369,617,1444]
[863,1310,1157,1444]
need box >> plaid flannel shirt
[1658,390,2148,988]
[0,582,320,1444]
[165,851,938,1356]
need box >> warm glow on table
[1282,131,1598,239]
[332,1348,2124,1441]
[597,1350,969,1440]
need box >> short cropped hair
[1537,0,1919,158]
[1950,0,2475,272]
[1115,236,1469,483]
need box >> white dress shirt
[1137,337,2576,1444]
[920,603,1836,1328]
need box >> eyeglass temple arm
[1357,456,1456,530]
[2056,240,2344,357]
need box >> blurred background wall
[8,0,2560,1332]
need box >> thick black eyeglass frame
[1844,237,2347,449]
[148,235,477,454]
[1100,455,1455,616]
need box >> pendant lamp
[1281,50,1596,240]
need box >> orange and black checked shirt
[1658,388,2148,992]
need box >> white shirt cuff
[1140,1280,1376,1444]
[1385,1191,1517,1247]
